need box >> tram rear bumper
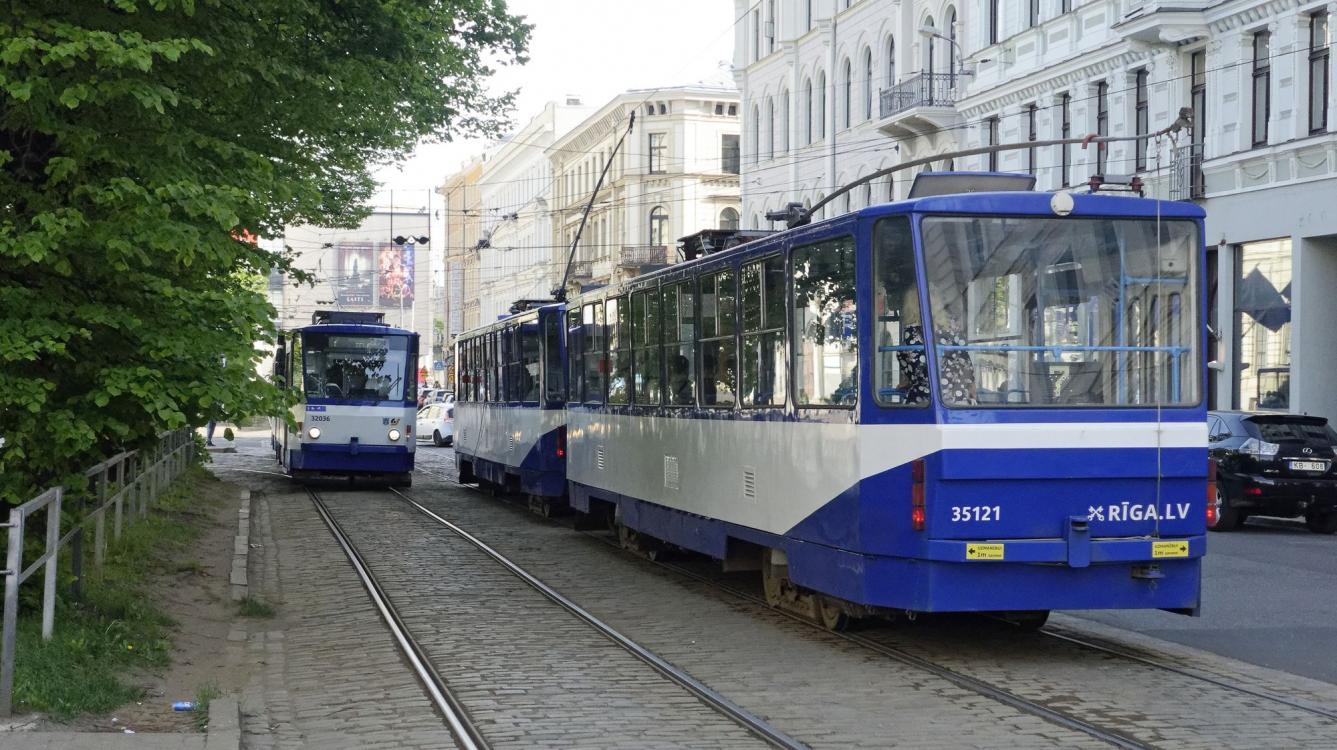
[786,536,1204,613]
[290,443,412,473]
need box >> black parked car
[1208,411,1337,534]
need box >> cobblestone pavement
[316,489,767,750]
[412,449,1337,750]
[209,456,458,750]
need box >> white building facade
[735,0,1337,418]
[475,100,591,322]
[548,86,742,294]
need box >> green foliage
[236,595,274,618]
[0,0,530,503]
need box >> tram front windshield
[302,332,412,401]
[918,216,1200,407]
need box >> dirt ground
[44,473,254,734]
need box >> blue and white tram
[453,303,568,506]
[271,311,419,485]
[562,183,1209,626]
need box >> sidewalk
[0,696,238,749]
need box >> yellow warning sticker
[1152,540,1190,558]
[965,543,1005,560]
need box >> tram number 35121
[950,505,1002,523]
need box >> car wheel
[444,435,453,447]
[433,430,445,447]
[1208,486,1242,531]
[1304,511,1337,534]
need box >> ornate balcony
[570,260,594,280]
[619,245,667,268]
[878,72,967,139]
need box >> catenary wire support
[553,112,636,302]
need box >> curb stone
[229,489,251,602]
[206,695,240,749]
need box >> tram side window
[566,309,583,404]
[502,326,517,402]
[700,269,738,407]
[543,313,564,404]
[793,236,858,407]
[608,297,630,404]
[873,216,928,407]
[482,333,493,402]
[663,280,696,406]
[519,321,541,403]
[631,289,663,405]
[741,256,787,407]
[583,303,607,404]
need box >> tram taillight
[1206,459,1218,526]
[911,459,926,531]
[555,427,566,459]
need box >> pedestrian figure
[206,419,217,446]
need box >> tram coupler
[1064,515,1091,568]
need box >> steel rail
[305,487,489,750]
[386,487,811,750]
[1037,626,1337,722]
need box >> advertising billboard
[379,242,415,306]
[337,243,375,306]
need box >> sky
[369,0,739,208]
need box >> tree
[0,0,530,501]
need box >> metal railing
[1169,143,1205,201]
[0,428,194,715]
[619,245,667,267]
[879,72,966,119]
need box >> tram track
[305,485,489,750]
[411,452,1337,749]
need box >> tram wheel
[761,549,790,608]
[817,596,851,632]
[617,523,663,561]
[1003,610,1051,631]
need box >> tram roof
[874,190,1206,220]
[294,323,418,337]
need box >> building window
[1191,50,1207,198]
[1061,0,1071,11]
[648,132,667,174]
[765,97,775,159]
[985,116,999,171]
[989,0,999,45]
[750,105,760,163]
[728,103,737,116]
[886,36,896,89]
[715,103,724,115]
[1311,12,1329,134]
[803,78,814,144]
[753,9,761,62]
[766,0,776,53]
[1026,103,1038,175]
[1235,239,1292,411]
[720,207,740,230]
[649,206,669,246]
[780,89,790,153]
[1134,69,1149,171]
[1029,0,1040,28]
[721,134,740,174]
[1060,93,1071,186]
[841,59,852,129]
[816,71,827,139]
[946,8,958,87]
[806,0,813,30]
[1095,81,1109,175]
[1253,31,1271,147]
[863,48,874,121]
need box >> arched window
[946,7,958,86]
[863,48,874,121]
[923,17,936,78]
[886,36,896,88]
[649,206,669,246]
[780,89,790,153]
[750,104,760,163]
[841,58,852,129]
[765,97,775,159]
[719,207,740,230]
[816,71,826,139]
[803,78,814,144]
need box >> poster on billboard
[337,243,375,306]
[378,242,414,306]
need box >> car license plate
[1289,460,1327,472]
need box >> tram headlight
[307,427,321,440]
[388,428,402,442]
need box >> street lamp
[917,24,966,77]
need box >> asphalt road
[1072,517,1337,685]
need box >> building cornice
[958,46,1154,117]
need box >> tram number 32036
[950,505,1002,522]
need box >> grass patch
[236,595,275,618]
[193,681,220,731]
[173,560,207,576]
[11,467,226,719]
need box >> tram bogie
[271,311,419,483]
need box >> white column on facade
[1234,31,1254,153]
[1286,14,1309,144]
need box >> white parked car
[416,402,453,447]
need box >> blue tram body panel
[474,186,1210,616]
